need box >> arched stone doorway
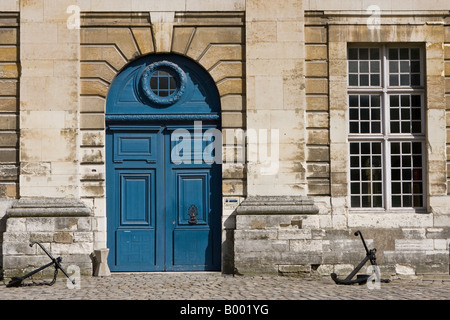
[105,53,222,271]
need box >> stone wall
[234,212,449,277]
[304,19,330,197]
[0,13,19,200]
[2,198,93,278]
[446,25,450,195]
[0,0,449,279]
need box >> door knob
[187,204,198,225]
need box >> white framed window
[348,45,426,211]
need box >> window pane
[400,61,410,73]
[411,74,420,86]
[349,142,384,209]
[403,195,412,207]
[392,196,401,207]
[389,94,423,135]
[359,48,369,60]
[370,74,380,86]
[413,195,423,207]
[370,48,380,60]
[392,182,401,194]
[411,61,420,73]
[361,122,370,133]
[350,143,359,154]
[348,61,358,73]
[390,122,399,133]
[371,122,380,133]
[390,141,425,209]
[389,48,398,60]
[348,47,381,88]
[391,143,400,154]
[360,108,369,120]
[411,95,421,106]
[412,122,421,133]
[361,143,370,154]
[370,61,380,73]
[372,155,382,167]
[400,48,409,59]
[400,74,409,86]
[349,74,359,86]
[410,48,420,59]
[388,47,421,88]
[351,169,360,180]
[360,95,369,106]
[348,48,358,60]
[360,74,369,86]
[390,75,399,86]
[371,95,380,106]
[389,61,398,73]
[372,143,381,154]
[373,196,383,207]
[351,196,360,207]
[351,183,360,194]
[371,109,380,120]
[348,94,382,134]
[391,156,400,167]
[360,61,369,73]
[412,142,422,154]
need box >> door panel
[176,172,209,225]
[116,230,156,270]
[114,132,158,162]
[173,229,212,266]
[120,172,155,226]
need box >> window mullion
[381,45,390,210]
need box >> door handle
[187,204,198,225]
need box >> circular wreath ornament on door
[139,61,187,106]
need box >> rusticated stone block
[54,232,73,243]
[305,26,327,44]
[305,45,327,60]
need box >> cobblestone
[0,272,449,301]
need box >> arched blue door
[106,54,221,271]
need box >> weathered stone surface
[6,198,91,217]
[2,2,450,280]
[2,198,93,277]
[236,196,319,215]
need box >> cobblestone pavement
[1,272,449,301]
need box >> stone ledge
[6,198,91,217]
[235,196,319,215]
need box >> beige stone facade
[0,0,449,279]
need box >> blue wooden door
[107,125,221,271]
[165,126,221,270]
[106,54,221,272]
[106,126,165,271]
